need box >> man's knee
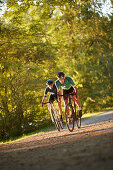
[48,103,51,109]
[58,100,61,105]
[64,100,68,105]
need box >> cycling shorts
[63,86,76,100]
[49,94,58,103]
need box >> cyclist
[42,79,63,122]
[55,71,82,117]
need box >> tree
[0,0,113,140]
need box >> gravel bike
[43,102,63,131]
[64,93,81,132]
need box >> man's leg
[63,92,69,115]
[57,101,63,122]
[73,96,81,110]
[73,95,82,117]
[48,103,51,113]
[73,86,82,110]
[48,94,53,112]
[63,96,70,116]
[57,100,62,116]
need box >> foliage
[0,0,113,140]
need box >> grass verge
[82,107,113,119]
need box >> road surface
[0,110,113,170]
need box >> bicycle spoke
[51,105,61,131]
[65,104,74,132]
[75,111,81,128]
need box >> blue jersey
[44,83,57,96]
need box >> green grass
[0,107,113,145]
[0,125,55,145]
[82,111,103,119]
[82,107,113,119]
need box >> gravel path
[0,110,113,170]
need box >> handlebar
[43,102,49,104]
[58,93,75,96]
[42,93,75,106]
[43,102,52,104]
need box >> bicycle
[64,93,81,132]
[43,102,63,131]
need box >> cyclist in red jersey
[55,71,82,117]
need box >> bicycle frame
[64,93,81,131]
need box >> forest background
[0,0,113,141]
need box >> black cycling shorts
[63,86,76,100]
[49,94,58,103]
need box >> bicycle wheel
[74,103,81,128]
[54,109,63,129]
[59,118,63,129]
[75,116,81,128]
[51,106,61,131]
[65,103,74,132]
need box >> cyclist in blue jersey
[42,79,63,122]
[55,71,82,117]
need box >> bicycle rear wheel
[65,103,74,132]
[75,116,81,128]
[74,103,81,128]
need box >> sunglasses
[49,84,53,87]
[59,77,64,81]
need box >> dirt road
[0,110,113,170]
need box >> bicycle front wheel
[74,103,81,128]
[51,107,61,132]
[65,104,74,132]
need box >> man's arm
[67,77,78,98]
[73,85,78,99]
[68,76,75,87]
[42,88,48,109]
[42,96,47,109]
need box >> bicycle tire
[54,109,63,130]
[75,117,81,128]
[65,103,74,132]
[59,120,63,129]
[74,103,81,128]
[51,107,61,132]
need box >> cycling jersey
[55,76,75,90]
[44,83,57,97]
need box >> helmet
[57,71,65,78]
[46,79,53,86]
